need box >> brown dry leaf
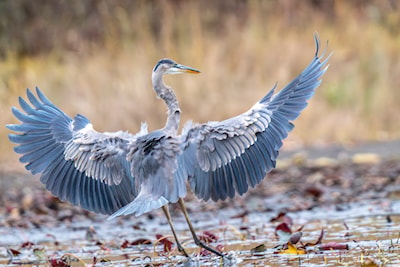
[303,229,324,247]
[250,244,266,254]
[289,231,303,244]
[230,211,249,219]
[130,238,152,246]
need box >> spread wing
[177,35,331,201]
[7,87,146,215]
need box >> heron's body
[7,35,330,257]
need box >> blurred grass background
[1,0,400,171]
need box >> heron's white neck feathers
[152,71,181,135]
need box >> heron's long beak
[167,64,201,74]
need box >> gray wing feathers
[183,106,273,173]
[7,87,137,215]
[64,126,134,186]
[179,36,330,201]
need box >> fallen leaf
[199,230,218,243]
[216,244,225,253]
[155,234,173,253]
[250,244,266,254]
[8,248,21,256]
[231,211,249,219]
[120,240,130,249]
[270,212,293,227]
[361,257,379,267]
[49,258,70,267]
[121,238,152,248]
[33,248,47,262]
[21,241,34,249]
[130,238,152,246]
[275,222,292,235]
[275,222,293,244]
[279,243,306,255]
[199,248,211,257]
[289,231,303,244]
[319,242,349,250]
[303,229,324,247]
[304,186,324,199]
[276,231,292,245]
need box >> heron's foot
[194,239,224,257]
[177,244,190,257]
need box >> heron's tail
[108,193,168,219]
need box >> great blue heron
[7,35,330,257]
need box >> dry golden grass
[1,1,400,170]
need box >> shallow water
[1,199,399,266]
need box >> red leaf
[319,242,349,250]
[275,222,292,235]
[155,234,163,239]
[130,238,152,246]
[155,234,173,253]
[8,248,21,256]
[216,244,225,253]
[199,231,218,243]
[21,241,35,249]
[120,240,130,249]
[270,212,286,222]
[271,212,293,227]
[49,258,71,267]
[199,248,210,257]
[121,239,152,248]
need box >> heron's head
[153,59,200,76]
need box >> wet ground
[0,141,400,266]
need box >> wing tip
[313,32,321,57]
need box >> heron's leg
[161,205,190,257]
[178,198,224,257]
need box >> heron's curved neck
[152,73,181,135]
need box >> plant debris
[1,156,399,265]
